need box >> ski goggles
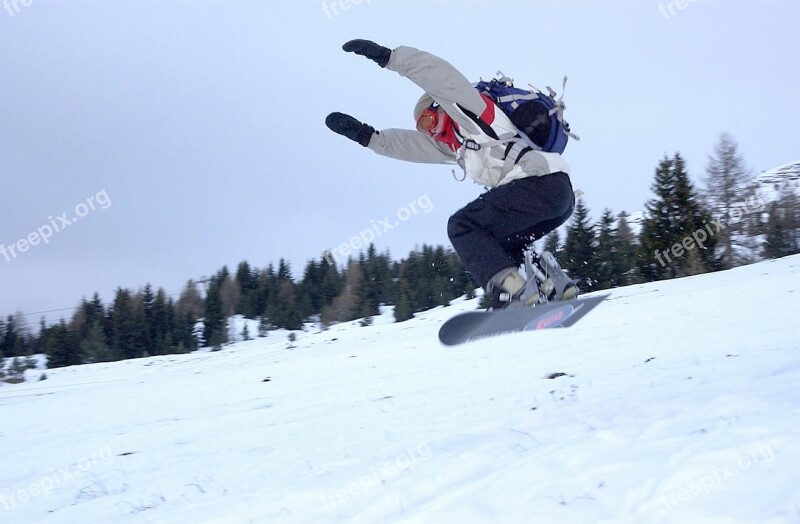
[416,108,439,134]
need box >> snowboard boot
[537,251,580,301]
[486,269,539,310]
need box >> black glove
[342,39,391,68]
[325,112,376,147]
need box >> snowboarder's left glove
[325,112,376,147]
[342,39,391,68]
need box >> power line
[18,307,79,318]
[5,279,209,322]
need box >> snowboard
[438,294,610,346]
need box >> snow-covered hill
[755,160,800,203]
[2,256,800,523]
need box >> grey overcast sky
[1,0,798,327]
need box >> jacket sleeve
[368,128,456,165]
[384,46,488,133]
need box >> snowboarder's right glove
[342,39,392,68]
[325,112,376,147]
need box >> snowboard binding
[517,248,579,307]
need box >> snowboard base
[438,294,610,346]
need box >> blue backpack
[474,72,578,154]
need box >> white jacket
[367,46,570,188]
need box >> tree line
[2,134,798,373]
[548,134,798,292]
[2,244,475,370]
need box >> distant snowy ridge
[610,161,800,238]
[754,160,800,202]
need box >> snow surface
[2,256,800,523]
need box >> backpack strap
[500,140,533,180]
[462,135,533,184]
[538,76,580,142]
[487,71,541,111]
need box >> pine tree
[71,293,105,341]
[256,265,276,325]
[763,201,793,258]
[80,320,112,363]
[296,256,345,320]
[43,320,81,368]
[562,198,598,290]
[0,316,5,360]
[430,245,460,306]
[203,275,228,347]
[319,257,344,309]
[140,284,156,357]
[393,279,414,322]
[777,187,800,254]
[400,250,425,311]
[400,248,430,311]
[176,281,203,350]
[639,154,719,281]
[615,211,639,285]
[11,312,30,356]
[219,269,240,320]
[177,280,204,320]
[1,315,20,358]
[594,209,621,290]
[702,133,755,268]
[677,155,722,273]
[274,280,305,330]
[0,313,31,359]
[235,261,261,318]
[639,156,680,281]
[322,259,362,325]
[353,247,382,319]
[151,288,172,355]
[390,244,473,314]
[543,230,561,259]
[445,248,474,301]
[298,259,323,318]
[277,259,292,281]
[109,288,145,360]
[172,310,199,352]
[262,259,305,330]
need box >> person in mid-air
[326,39,578,309]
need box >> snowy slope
[2,256,800,523]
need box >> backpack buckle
[464,139,481,151]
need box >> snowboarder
[325,40,578,309]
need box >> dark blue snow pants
[447,172,575,288]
